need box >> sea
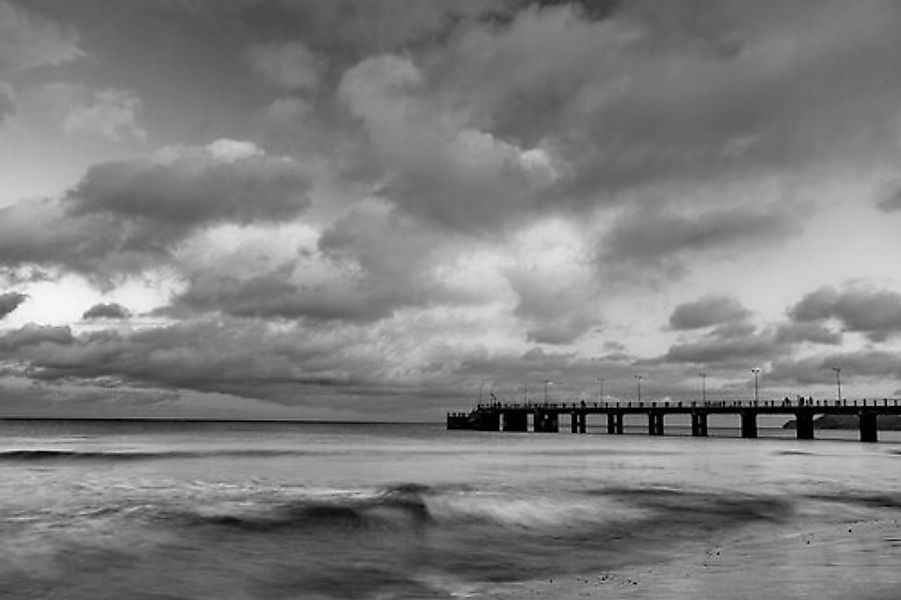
[1,419,900,600]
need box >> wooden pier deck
[447,398,901,442]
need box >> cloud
[0,139,312,281]
[788,284,901,341]
[599,203,797,278]
[168,201,483,323]
[247,40,321,92]
[0,291,27,319]
[668,295,751,330]
[663,325,781,366]
[0,1,84,72]
[58,86,146,141]
[0,324,74,352]
[0,81,13,123]
[877,180,901,213]
[70,139,310,225]
[768,350,901,386]
[82,302,130,320]
[338,53,558,231]
[774,322,842,345]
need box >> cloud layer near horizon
[2,0,901,417]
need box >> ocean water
[1,420,900,600]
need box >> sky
[2,0,901,421]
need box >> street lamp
[699,372,707,404]
[634,374,643,403]
[750,368,760,403]
[544,379,553,404]
[832,366,842,402]
[597,376,605,404]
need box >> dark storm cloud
[0,291,27,319]
[774,322,842,346]
[668,295,750,330]
[788,285,901,341]
[427,1,901,206]
[0,141,311,282]
[600,205,796,276]
[69,142,310,226]
[0,324,74,352]
[82,302,130,320]
[768,350,901,386]
[663,327,781,365]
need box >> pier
[447,398,901,442]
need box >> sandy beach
[483,518,901,600]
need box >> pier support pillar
[795,411,814,440]
[648,412,664,435]
[534,411,559,433]
[473,411,500,431]
[740,410,758,439]
[578,412,587,434]
[571,413,579,434]
[607,412,624,434]
[691,412,708,437]
[859,412,878,443]
[503,411,528,432]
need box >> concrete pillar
[740,410,758,439]
[648,412,664,435]
[534,411,559,433]
[795,411,814,440]
[503,411,528,432]
[859,412,878,443]
[578,412,587,434]
[607,412,624,434]
[691,412,708,436]
[571,413,579,434]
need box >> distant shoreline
[0,417,438,425]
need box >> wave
[0,448,312,462]
[803,491,901,511]
[177,484,434,532]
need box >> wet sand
[481,518,901,600]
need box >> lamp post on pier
[699,372,707,404]
[832,366,842,403]
[597,376,605,404]
[750,368,760,403]
[634,374,643,403]
[544,379,553,404]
